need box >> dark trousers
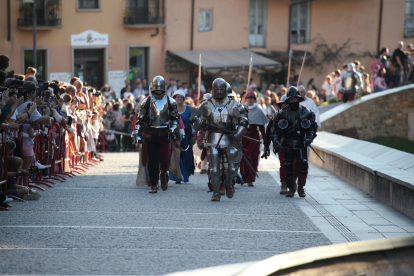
[342,93,355,103]
[278,150,298,182]
[283,147,308,190]
[145,136,172,186]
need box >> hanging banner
[71,30,109,46]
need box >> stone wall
[320,88,414,140]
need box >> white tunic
[300,97,321,129]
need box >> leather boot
[286,187,296,197]
[298,186,306,197]
[149,185,158,193]
[160,173,168,191]
[280,181,287,194]
[211,193,221,201]
[225,185,234,198]
[219,186,225,195]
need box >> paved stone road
[1,152,413,275]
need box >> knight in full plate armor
[341,62,362,103]
[193,78,248,201]
[134,76,181,193]
[262,86,317,198]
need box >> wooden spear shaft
[245,54,253,93]
[198,54,201,103]
[297,44,309,88]
[286,47,292,88]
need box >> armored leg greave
[223,160,238,186]
[208,147,221,195]
[283,149,295,190]
[297,147,308,187]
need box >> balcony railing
[18,17,62,28]
[17,0,62,29]
[124,0,165,27]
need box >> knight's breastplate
[149,96,170,127]
[343,73,356,91]
[205,104,230,148]
[208,105,229,125]
[284,110,302,141]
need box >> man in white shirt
[166,78,177,97]
[191,77,206,95]
[248,77,257,90]
[133,83,145,99]
[298,85,321,158]
[181,82,188,96]
[298,85,320,129]
[321,76,335,101]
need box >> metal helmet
[200,93,212,103]
[151,75,166,92]
[276,95,287,108]
[285,86,303,102]
[211,78,227,100]
[347,63,356,72]
[226,82,233,95]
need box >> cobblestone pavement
[1,152,413,275]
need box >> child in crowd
[6,156,41,200]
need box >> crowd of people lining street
[2,41,405,205]
[0,55,107,208]
[303,41,414,105]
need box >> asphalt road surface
[0,152,330,275]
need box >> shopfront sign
[71,30,108,47]
[108,70,127,99]
[50,72,71,83]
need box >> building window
[290,0,310,45]
[78,0,100,9]
[199,9,213,32]
[124,0,164,25]
[249,0,267,48]
[18,0,62,28]
[24,50,47,81]
[405,0,414,37]
[129,47,148,84]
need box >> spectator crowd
[2,40,410,206]
[0,54,107,208]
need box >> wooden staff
[297,44,309,88]
[197,54,201,103]
[286,47,293,88]
[203,121,262,144]
[245,54,253,92]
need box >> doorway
[74,49,104,88]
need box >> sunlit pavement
[1,152,413,275]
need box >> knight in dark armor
[133,76,181,193]
[262,86,317,197]
[193,78,248,201]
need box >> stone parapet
[310,132,414,220]
[320,84,414,140]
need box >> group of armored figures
[133,76,318,201]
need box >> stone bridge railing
[320,84,414,140]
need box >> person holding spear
[193,78,251,202]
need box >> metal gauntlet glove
[193,117,204,131]
[231,125,247,141]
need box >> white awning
[168,49,280,69]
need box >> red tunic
[240,124,265,183]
